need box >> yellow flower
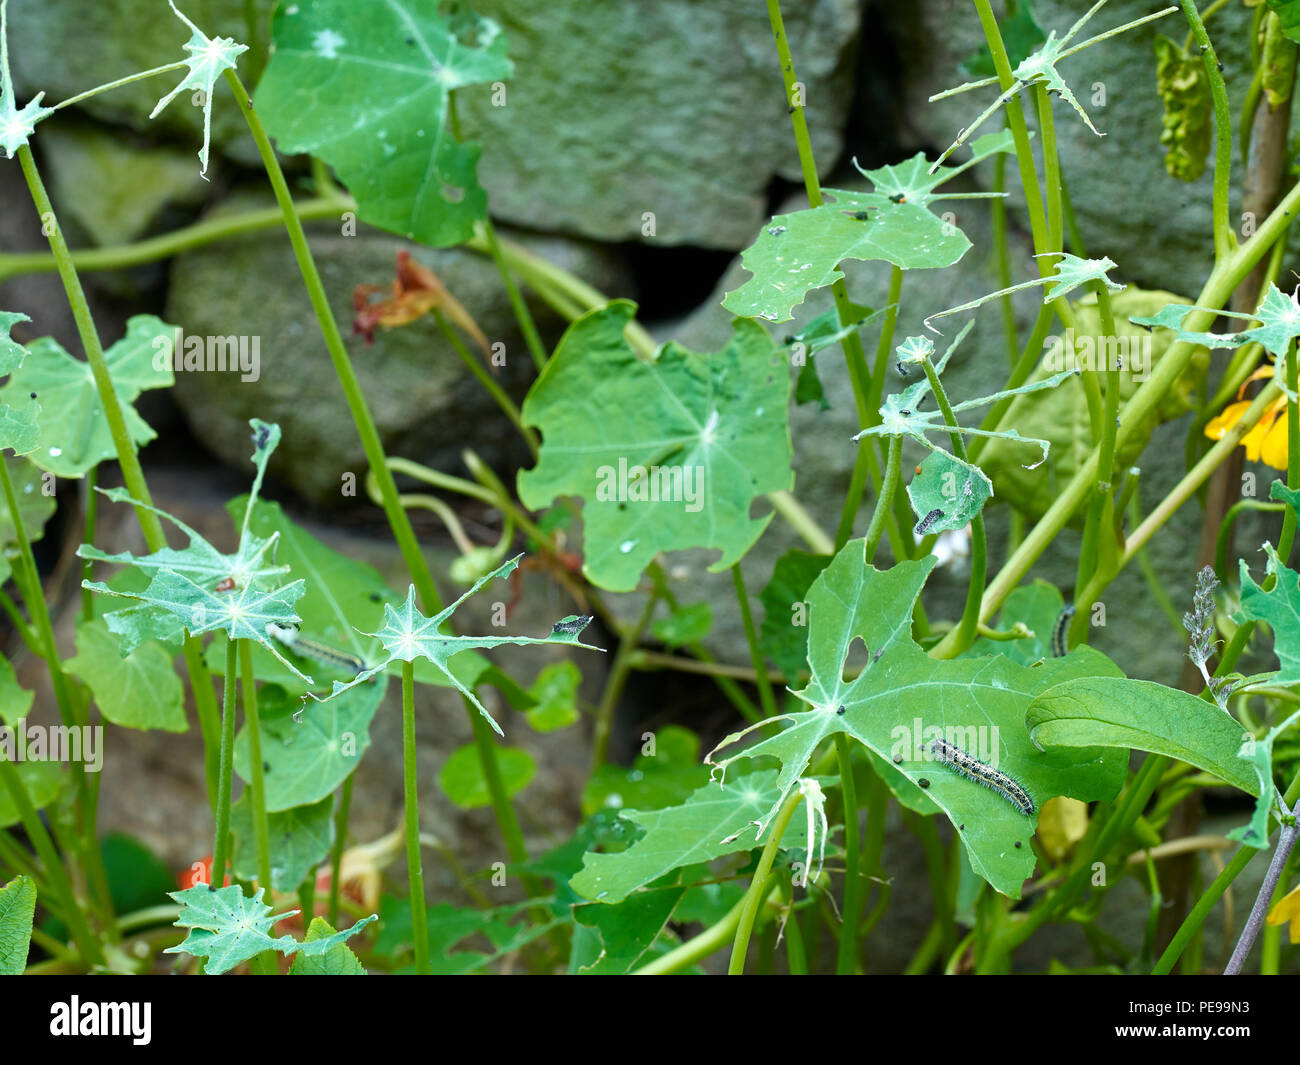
[1204,367,1288,469]
[1266,883,1300,945]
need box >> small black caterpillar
[928,737,1035,817]
[914,507,944,536]
[1051,604,1076,658]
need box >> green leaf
[571,768,811,904]
[2,315,173,477]
[234,679,385,812]
[709,541,1127,897]
[1025,677,1260,796]
[651,601,712,649]
[374,895,560,974]
[1228,709,1300,848]
[165,883,375,975]
[1239,482,1300,684]
[80,420,310,678]
[0,311,38,455]
[290,917,367,975]
[0,650,32,727]
[1130,282,1300,358]
[151,2,248,177]
[524,660,580,732]
[723,133,1014,322]
[0,874,35,974]
[759,549,832,684]
[0,3,51,157]
[519,301,793,591]
[307,556,599,736]
[438,743,535,809]
[907,448,992,535]
[65,617,186,732]
[258,0,512,247]
[220,496,494,698]
[1267,0,1300,43]
[0,458,57,587]
[582,724,711,817]
[572,884,686,974]
[0,761,64,828]
[231,794,334,892]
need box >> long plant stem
[210,639,239,892]
[729,790,801,974]
[402,661,431,975]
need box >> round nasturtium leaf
[439,743,535,809]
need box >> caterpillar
[914,508,944,536]
[1051,605,1076,658]
[266,623,366,676]
[927,737,1035,817]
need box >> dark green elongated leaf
[0,874,35,975]
[231,794,334,892]
[581,724,711,817]
[289,917,366,975]
[723,132,1014,322]
[235,679,383,811]
[2,316,173,477]
[306,555,600,736]
[0,761,63,827]
[759,549,832,684]
[572,885,685,974]
[438,743,535,809]
[1025,677,1259,795]
[165,883,376,975]
[1228,709,1300,848]
[65,617,186,732]
[710,541,1127,897]
[258,0,512,247]
[519,301,794,592]
[570,768,811,904]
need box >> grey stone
[162,191,634,504]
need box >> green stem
[401,662,431,974]
[1180,0,1236,259]
[635,886,767,975]
[50,62,188,112]
[729,790,801,974]
[1216,501,1287,582]
[80,467,97,622]
[731,563,777,718]
[327,773,354,929]
[432,310,538,456]
[592,591,659,771]
[224,69,525,860]
[920,358,987,656]
[863,435,901,565]
[835,735,861,974]
[990,139,1018,364]
[478,218,548,371]
[211,638,239,892]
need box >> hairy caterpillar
[266,623,366,676]
[927,737,1035,817]
[1051,605,1076,658]
[914,508,944,536]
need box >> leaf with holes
[79,420,308,678]
[707,540,1127,897]
[257,0,511,247]
[519,301,793,591]
[165,883,376,975]
[723,132,1014,322]
[306,555,600,736]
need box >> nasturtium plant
[165,884,376,975]
[723,131,1013,322]
[518,300,794,592]
[0,875,35,975]
[257,0,512,246]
